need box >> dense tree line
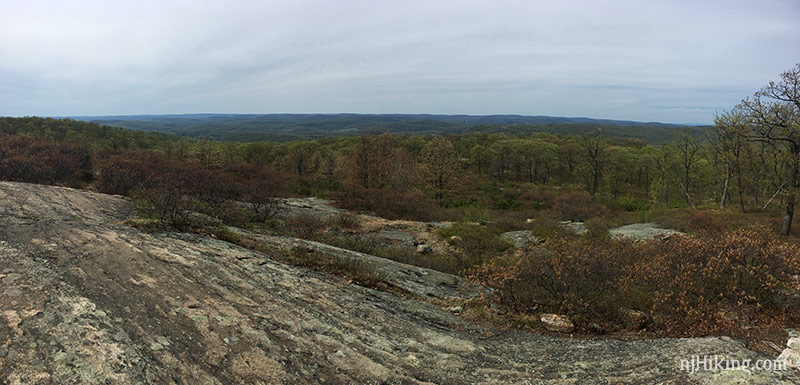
[0,116,176,150]
[0,118,792,227]
[0,65,797,234]
[88,114,706,144]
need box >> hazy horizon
[2,0,799,125]
[56,112,704,127]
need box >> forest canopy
[73,113,708,144]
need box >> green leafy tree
[711,110,748,211]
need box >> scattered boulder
[416,244,433,254]
[448,306,463,314]
[779,335,800,370]
[500,230,543,249]
[621,309,649,329]
[540,313,575,333]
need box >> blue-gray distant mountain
[68,113,706,143]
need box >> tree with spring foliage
[711,109,748,211]
[739,64,800,235]
[469,144,489,176]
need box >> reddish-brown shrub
[630,225,800,335]
[335,186,437,221]
[96,151,167,196]
[97,151,249,227]
[549,190,604,221]
[190,167,242,217]
[326,211,362,230]
[436,223,512,270]
[135,172,195,227]
[470,225,800,335]
[284,213,326,239]
[470,238,638,323]
[0,134,87,186]
[227,163,287,220]
[517,188,555,205]
[686,210,726,233]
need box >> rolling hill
[69,113,708,144]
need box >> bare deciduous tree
[676,132,701,207]
[419,137,459,206]
[579,131,605,198]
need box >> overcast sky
[1,0,798,124]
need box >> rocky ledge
[1,181,797,384]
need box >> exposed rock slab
[230,228,477,300]
[367,230,418,250]
[277,197,343,220]
[1,182,798,384]
[609,222,683,241]
[560,221,587,236]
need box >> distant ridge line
[65,113,688,127]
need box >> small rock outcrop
[278,197,343,220]
[621,309,650,329]
[540,313,575,333]
[416,243,433,254]
[560,220,587,235]
[779,331,800,370]
[608,222,683,241]
[369,230,417,250]
[500,230,543,249]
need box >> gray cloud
[1,0,798,124]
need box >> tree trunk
[736,165,746,213]
[720,176,729,209]
[683,168,690,204]
[780,158,798,236]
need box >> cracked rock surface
[1,181,798,384]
